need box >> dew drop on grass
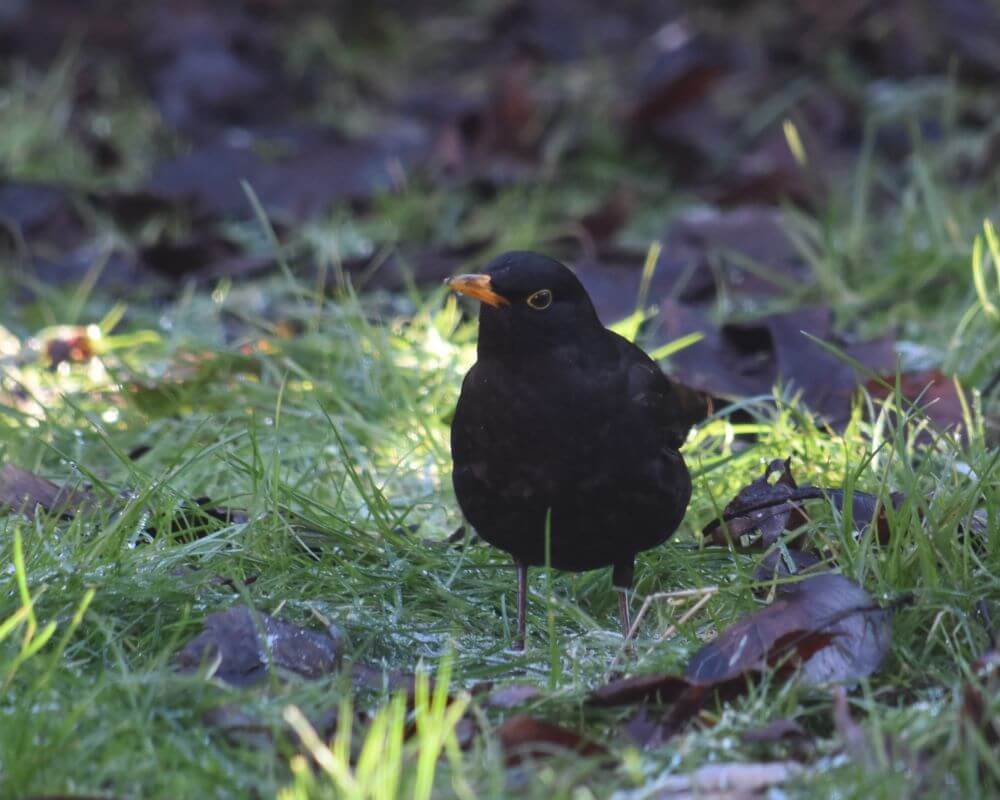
[131,511,151,543]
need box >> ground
[1,2,999,798]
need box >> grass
[2,33,1000,800]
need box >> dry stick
[626,586,718,642]
[657,590,717,642]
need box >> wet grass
[2,258,998,798]
[1,39,1000,800]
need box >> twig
[626,585,718,642]
[657,591,717,642]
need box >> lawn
[1,3,999,798]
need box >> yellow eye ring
[526,289,552,310]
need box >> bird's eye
[526,289,552,310]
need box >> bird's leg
[515,561,528,651]
[618,590,632,640]
[612,561,635,642]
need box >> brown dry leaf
[0,464,98,518]
[712,125,824,209]
[651,207,899,425]
[591,572,891,744]
[667,207,810,300]
[703,456,908,549]
[176,605,345,686]
[661,301,895,426]
[579,187,637,245]
[590,629,837,746]
[572,251,712,325]
[433,57,549,185]
[146,128,421,221]
[628,29,733,176]
[0,180,86,251]
[961,643,1000,747]
[740,718,809,745]
[141,234,272,280]
[484,683,543,709]
[202,705,275,750]
[865,370,967,434]
[496,714,610,766]
[705,458,803,549]
[688,574,891,687]
[0,462,249,545]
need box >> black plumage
[448,251,695,648]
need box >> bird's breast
[454,355,627,475]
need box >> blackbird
[447,251,697,649]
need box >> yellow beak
[444,274,510,308]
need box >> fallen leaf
[141,234,272,280]
[657,300,775,399]
[685,573,891,687]
[590,629,838,745]
[486,0,657,62]
[765,307,864,424]
[496,714,609,766]
[350,662,422,697]
[590,573,891,744]
[589,673,693,708]
[702,456,908,548]
[667,207,810,301]
[484,683,543,709]
[579,187,637,245]
[628,28,733,173]
[821,488,908,545]
[865,370,967,434]
[961,643,1000,747]
[740,718,809,744]
[147,128,422,221]
[573,250,715,325]
[140,2,298,136]
[176,605,345,686]
[707,458,803,549]
[345,240,491,293]
[712,125,823,209]
[0,464,97,518]
[0,181,78,240]
[424,58,548,185]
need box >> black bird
[447,251,697,649]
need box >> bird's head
[446,251,601,355]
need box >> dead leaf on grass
[0,463,97,518]
[176,605,345,686]
[591,572,892,745]
[702,457,908,549]
[496,714,610,766]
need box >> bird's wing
[619,337,708,450]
